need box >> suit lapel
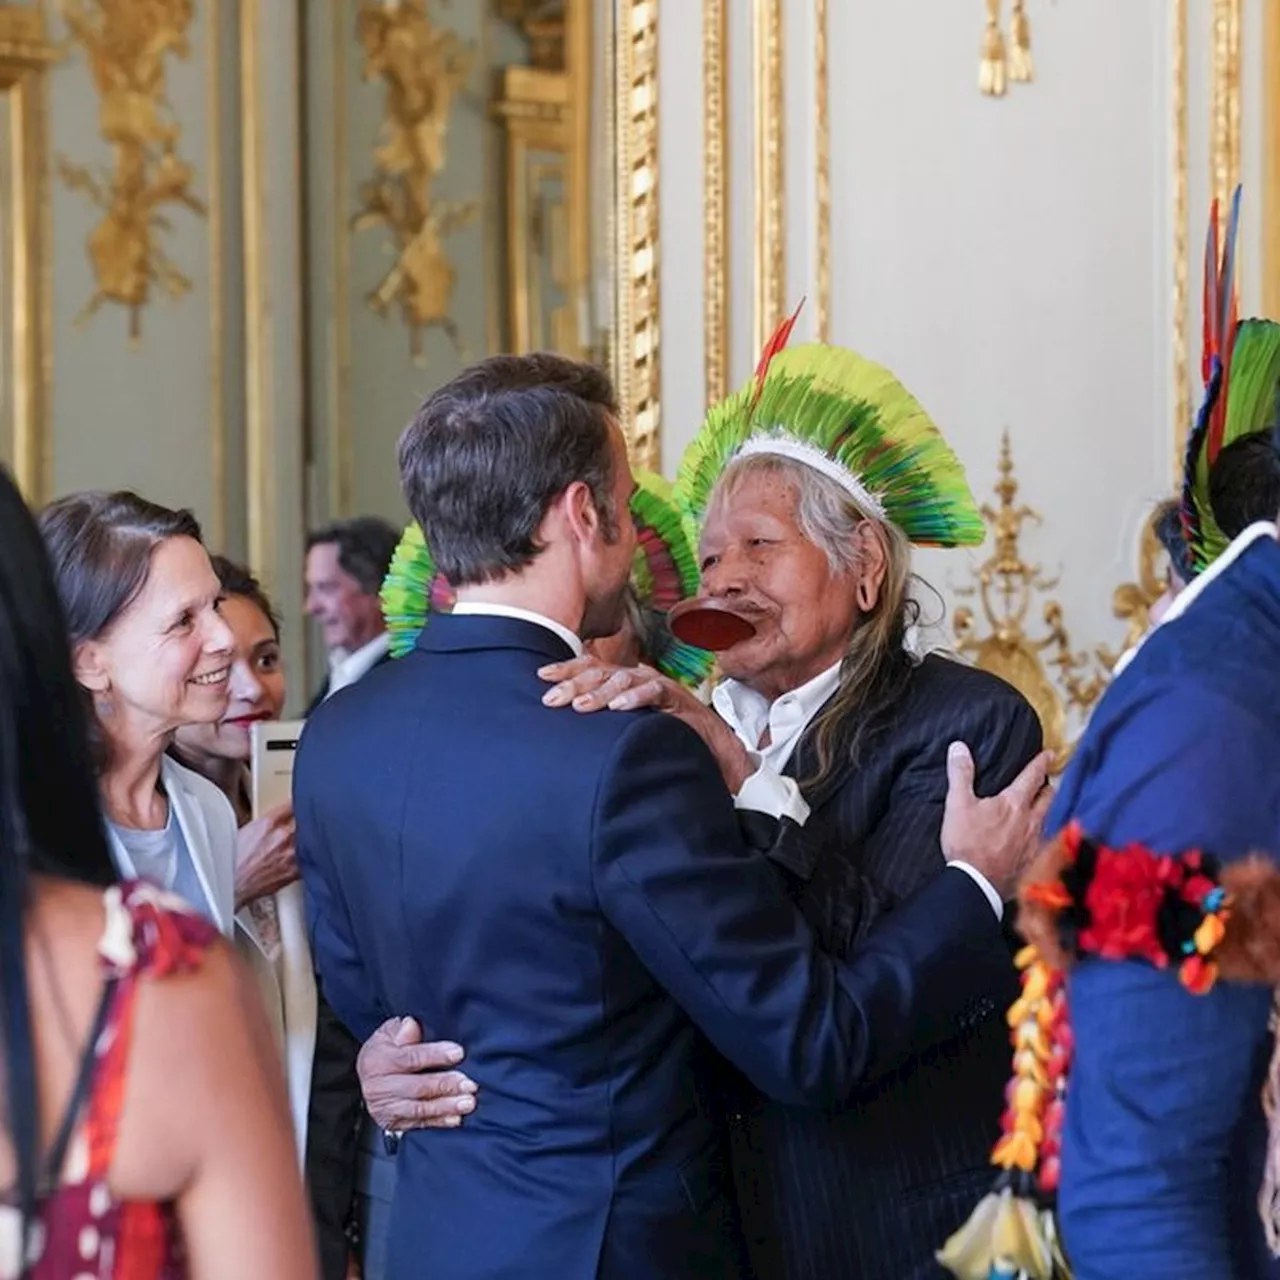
[162,757,234,937]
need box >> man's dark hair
[397,353,621,587]
[1152,498,1194,586]
[1209,425,1280,540]
[306,516,400,595]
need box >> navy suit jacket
[295,614,1018,1280]
[1046,535,1280,1280]
[728,655,1040,1280]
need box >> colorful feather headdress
[675,303,985,548]
[1181,186,1280,573]
[378,470,714,687]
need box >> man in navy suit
[296,354,1045,1279]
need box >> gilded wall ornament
[979,0,1034,97]
[352,0,478,358]
[953,433,1107,767]
[56,0,205,340]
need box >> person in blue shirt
[941,268,1280,1276]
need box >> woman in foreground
[0,466,314,1279]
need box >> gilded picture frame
[0,5,52,504]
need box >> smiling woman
[37,491,242,935]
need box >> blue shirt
[109,806,216,926]
[1045,534,1280,1279]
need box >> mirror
[0,5,52,504]
[301,0,658,526]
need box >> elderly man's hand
[357,1017,478,1131]
[941,743,1055,900]
[539,656,756,792]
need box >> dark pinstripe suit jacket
[727,653,1042,1280]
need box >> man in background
[305,517,400,711]
[302,514,401,1280]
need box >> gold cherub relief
[56,0,205,341]
[352,0,479,358]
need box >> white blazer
[104,755,317,1166]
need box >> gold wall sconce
[980,0,1034,97]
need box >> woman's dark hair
[210,554,281,639]
[0,467,117,1240]
[38,490,203,772]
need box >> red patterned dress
[0,881,219,1279]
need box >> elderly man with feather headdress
[361,319,1049,1280]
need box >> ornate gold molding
[1172,0,1189,473]
[240,0,273,586]
[953,433,1106,765]
[814,0,830,342]
[1264,0,1280,319]
[752,0,783,352]
[611,0,660,472]
[564,0,591,346]
[206,0,225,547]
[351,0,477,358]
[492,2,597,362]
[702,0,727,406]
[331,0,353,518]
[57,0,205,340]
[0,4,53,504]
[1210,0,1241,222]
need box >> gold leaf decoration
[57,0,205,340]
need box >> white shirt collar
[712,661,843,773]
[327,631,391,697]
[449,602,584,658]
[1112,519,1279,677]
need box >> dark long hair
[38,490,203,772]
[0,467,116,1240]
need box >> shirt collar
[713,661,842,755]
[328,631,391,694]
[449,602,584,658]
[1112,520,1279,677]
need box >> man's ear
[73,639,111,694]
[560,480,601,544]
[853,520,890,613]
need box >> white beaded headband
[734,433,889,522]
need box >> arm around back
[591,712,1012,1107]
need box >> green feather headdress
[629,470,715,686]
[378,470,714,686]
[676,335,984,549]
[380,520,454,659]
[1179,188,1280,572]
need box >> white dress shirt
[713,661,1003,918]
[450,601,585,656]
[327,631,392,698]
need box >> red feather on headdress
[1203,186,1242,465]
[749,298,806,410]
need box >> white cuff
[732,755,811,826]
[948,862,1003,919]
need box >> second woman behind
[172,556,317,1163]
